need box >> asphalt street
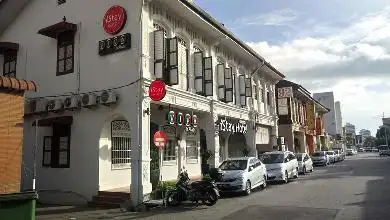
[36,152,390,220]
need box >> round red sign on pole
[153,131,167,150]
[148,80,167,101]
[103,5,127,35]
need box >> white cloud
[234,9,299,26]
[247,6,390,135]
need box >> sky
[195,0,390,136]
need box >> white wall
[1,0,143,203]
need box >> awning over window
[0,42,19,54]
[32,116,73,127]
[37,19,77,39]
[0,76,37,92]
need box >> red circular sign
[103,5,127,35]
[148,80,166,101]
[153,131,167,150]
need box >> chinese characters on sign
[218,118,247,134]
[98,33,131,56]
[277,87,293,98]
[148,80,166,101]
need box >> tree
[376,126,390,146]
[363,136,376,148]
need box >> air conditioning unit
[64,95,81,110]
[34,98,48,113]
[100,90,118,106]
[47,99,64,112]
[81,93,98,108]
[24,100,37,115]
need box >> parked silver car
[326,151,336,163]
[311,151,329,166]
[215,157,267,195]
[259,151,299,184]
[296,153,314,174]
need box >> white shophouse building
[0,0,284,206]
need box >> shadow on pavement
[307,154,390,220]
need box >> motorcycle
[165,169,220,206]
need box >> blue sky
[195,0,390,135]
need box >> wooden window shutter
[154,30,165,80]
[203,56,213,97]
[217,64,225,101]
[239,75,246,107]
[194,51,204,94]
[245,77,252,97]
[167,37,179,85]
[224,67,233,102]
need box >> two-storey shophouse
[0,0,284,206]
[276,80,328,153]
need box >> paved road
[37,153,390,220]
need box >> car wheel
[302,166,306,175]
[283,170,289,184]
[294,168,299,179]
[310,166,314,172]
[244,180,251,195]
[261,175,267,189]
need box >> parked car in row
[215,157,267,195]
[326,151,336,163]
[259,151,299,184]
[311,151,330,166]
[296,153,314,174]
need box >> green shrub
[156,180,177,192]
[202,174,212,182]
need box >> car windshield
[326,152,334,155]
[219,160,248,170]
[313,152,325,156]
[296,154,303,161]
[259,154,284,164]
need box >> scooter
[165,168,220,206]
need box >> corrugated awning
[0,42,19,54]
[0,76,37,92]
[37,20,77,39]
[32,116,73,127]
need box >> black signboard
[98,33,131,56]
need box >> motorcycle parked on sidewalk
[165,169,220,207]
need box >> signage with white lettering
[277,87,293,98]
[218,117,247,134]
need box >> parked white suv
[259,151,299,184]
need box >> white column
[245,119,256,157]
[131,87,152,207]
[188,45,195,93]
[205,113,220,168]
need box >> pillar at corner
[131,92,152,207]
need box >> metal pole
[33,119,38,191]
[385,127,389,146]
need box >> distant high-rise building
[345,122,356,146]
[359,129,371,144]
[335,101,343,135]
[313,92,337,136]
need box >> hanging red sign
[153,131,167,150]
[103,5,127,35]
[148,80,166,101]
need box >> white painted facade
[313,92,337,136]
[0,0,283,206]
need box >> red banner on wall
[315,117,323,135]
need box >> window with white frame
[153,24,167,81]
[186,139,198,162]
[111,120,131,169]
[217,62,225,101]
[177,37,188,91]
[163,139,176,161]
[239,74,252,107]
[224,67,233,102]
